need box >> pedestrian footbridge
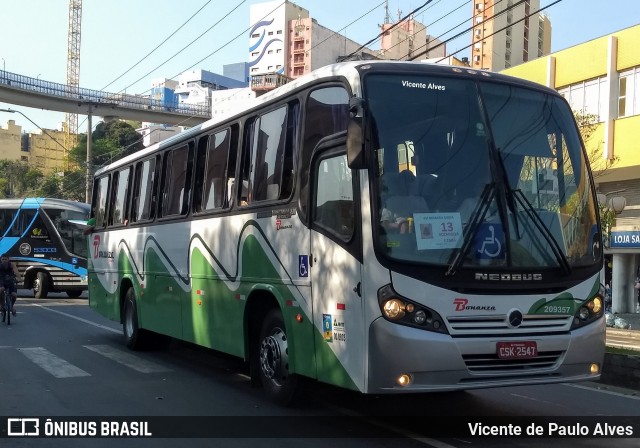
[0,70,210,127]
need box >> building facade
[379,17,445,61]
[502,24,640,314]
[0,119,67,175]
[0,120,24,162]
[472,0,551,71]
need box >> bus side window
[161,144,193,217]
[110,167,131,226]
[314,154,354,240]
[7,209,36,238]
[93,176,110,228]
[192,134,210,212]
[0,209,17,237]
[300,86,350,222]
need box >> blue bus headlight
[571,296,604,330]
[377,285,449,334]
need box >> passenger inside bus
[380,169,429,233]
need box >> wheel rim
[33,278,40,295]
[259,326,289,387]
[125,306,134,338]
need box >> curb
[600,352,640,390]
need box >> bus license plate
[496,341,537,359]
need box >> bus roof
[95,60,558,176]
[0,198,90,211]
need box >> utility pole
[86,106,93,203]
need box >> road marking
[32,304,121,334]
[19,347,90,378]
[563,382,640,400]
[83,344,171,373]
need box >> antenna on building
[384,0,391,24]
[294,14,304,36]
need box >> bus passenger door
[310,147,365,392]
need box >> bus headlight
[383,299,405,320]
[571,295,605,330]
[377,285,448,334]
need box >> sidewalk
[602,313,640,390]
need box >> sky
[0,0,639,134]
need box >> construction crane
[64,0,82,166]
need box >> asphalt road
[1,291,639,448]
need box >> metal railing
[0,70,211,118]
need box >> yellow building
[0,119,69,175]
[0,120,27,162]
[28,128,67,174]
[502,24,640,314]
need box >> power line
[406,0,522,61]
[154,1,287,97]
[436,0,562,63]
[307,1,386,53]
[118,0,249,94]
[378,0,470,59]
[213,2,386,109]
[343,0,435,60]
[101,0,214,91]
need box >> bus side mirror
[347,97,365,169]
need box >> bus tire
[66,290,82,298]
[33,272,50,299]
[257,309,298,406]
[123,288,147,350]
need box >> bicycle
[1,286,11,326]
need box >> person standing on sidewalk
[635,273,640,313]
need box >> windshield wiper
[512,189,572,274]
[445,183,495,276]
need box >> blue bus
[0,198,90,298]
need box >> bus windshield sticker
[473,223,505,259]
[413,213,463,250]
[322,314,333,342]
[333,316,346,343]
[298,255,308,277]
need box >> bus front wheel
[33,272,50,299]
[257,309,298,406]
[123,288,147,350]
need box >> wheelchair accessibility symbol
[474,224,505,259]
[299,255,309,277]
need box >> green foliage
[574,111,619,176]
[600,205,617,247]
[0,120,143,201]
[0,160,44,198]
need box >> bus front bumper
[366,316,605,393]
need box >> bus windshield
[366,73,599,270]
[43,208,89,258]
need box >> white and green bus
[88,61,605,404]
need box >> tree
[575,111,618,177]
[0,160,45,198]
[574,111,621,246]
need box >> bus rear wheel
[66,290,83,298]
[33,272,50,299]
[257,309,298,406]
